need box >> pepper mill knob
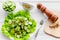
[37,3,58,23]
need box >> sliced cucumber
[2,1,16,12]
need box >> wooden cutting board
[44,11,60,38]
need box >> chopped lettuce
[2,10,36,40]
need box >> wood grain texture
[44,11,60,38]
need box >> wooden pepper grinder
[37,3,58,23]
[37,3,60,38]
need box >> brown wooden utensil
[37,3,60,38]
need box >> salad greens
[2,10,36,40]
[2,1,16,12]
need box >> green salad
[1,10,36,40]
